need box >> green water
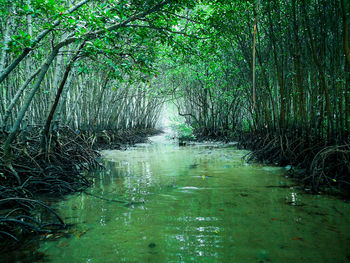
[32,135,350,262]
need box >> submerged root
[309,144,350,191]
[238,130,350,195]
[0,198,68,251]
[0,126,100,248]
[0,126,159,249]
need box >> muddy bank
[0,126,159,251]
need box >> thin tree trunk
[267,4,285,129]
[292,1,306,132]
[0,3,13,74]
[340,0,350,131]
[3,49,59,158]
[40,57,79,152]
[53,71,75,125]
[302,0,333,138]
[252,6,258,114]
[1,68,41,130]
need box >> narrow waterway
[36,133,349,262]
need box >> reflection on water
[32,135,350,263]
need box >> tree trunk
[340,0,350,132]
[0,3,13,75]
[267,3,285,129]
[302,0,333,139]
[40,59,76,153]
[1,68,41,130]
[3,49,59,158]
[292,0,306,132]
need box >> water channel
[27,133,350,262]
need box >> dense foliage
[0,0,349,246]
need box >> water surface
[36,134,350,262]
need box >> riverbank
[238,131,349,197]
[0,126,160,250]
[191,129,350,197]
